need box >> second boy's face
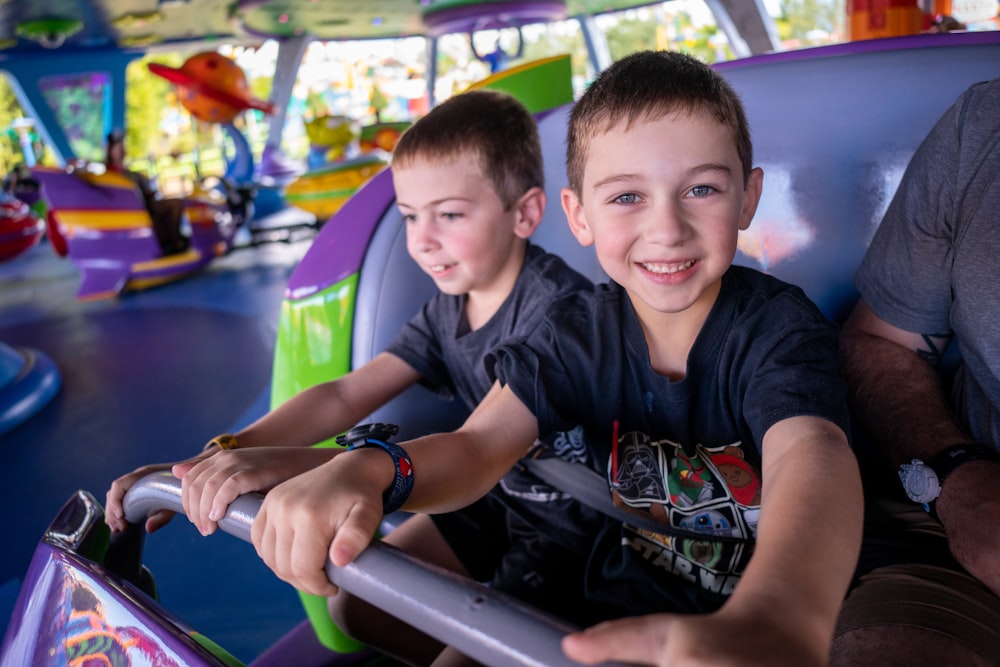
[563,110,762,325]
[394,155,530,301]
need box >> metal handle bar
[123,471,633,667]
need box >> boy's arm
[231,352,421,449]
[252,382,539,596]
[171,352,421,535]
[720,415,862,663]
[563,415,861,667]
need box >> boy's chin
[428,279,465,296]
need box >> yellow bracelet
[206,433,239,451]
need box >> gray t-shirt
[855,77,1000,448]
[385,242,593,411]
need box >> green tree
[604,14,659,62]
[125,55,179,166]
[0,75,31,174]
[520,28,589,81]
[775,0,846,44]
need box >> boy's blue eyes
[614,193,639,204]
[611,186,715,205]
[400,212,463,222]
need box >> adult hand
[174,446,338,537]
[936,459,1000,598]
[562,605,826,667]
[251,448,391,596]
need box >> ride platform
[0,235,315,663]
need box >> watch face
[899,460,941,504]
[336,422,400,448]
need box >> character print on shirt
[609,429,762,594]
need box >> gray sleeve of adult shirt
[854,86,967,336]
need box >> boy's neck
[630,280,721,381]
[464,241,529,332]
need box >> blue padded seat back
[721,34,1000,323]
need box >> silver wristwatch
[898,444,998,511]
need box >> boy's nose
[407,218,439,250]
[647,201,689,245]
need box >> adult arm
[841,299,1000,597]
[564,415,862,667]
[251,382,539,596]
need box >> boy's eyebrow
[396,196,476,209]
[591,163,733,190]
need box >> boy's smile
[563,109,762,329]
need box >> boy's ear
[738,167,764,231]
[512,186,546,239]
[561,187,594,246]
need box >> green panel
[270,273,358,446]
[270,273,371,652]
[189,633,245,667]
[469,54,574,114]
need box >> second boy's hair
[566,50,753,195]
[392,89,544,210]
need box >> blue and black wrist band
[347,437,414,514]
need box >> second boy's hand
[173,446,340,536]
[251,446,395,596]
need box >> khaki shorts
[836,498,1000,660]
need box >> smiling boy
[247,51,864,667]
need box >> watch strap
[927,443,999,488]
[348,435,413,514]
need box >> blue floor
[0,236,315,663]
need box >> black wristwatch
[898,444,999,514]
[335,422,400,449]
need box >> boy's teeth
[642,259,695,274]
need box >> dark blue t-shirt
[491,266,851,614]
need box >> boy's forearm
[726,419,862,657]
[238,353,421,449]
[236,383,352,448]
[402,383,540,512]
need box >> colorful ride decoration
[359,121,411,154]
[303,115,359,167]
[0,339,60,437]
[0,193,43,262]
[150,51,318,238]
[148,51,276,124]
[283,155,388,223]
[420,0,566,37]
[14,16,82,49]
[32,166,237,300]
[0,490,242,665]
[282,115,405,224]
[847,0,997,40]
[467,53,573,114]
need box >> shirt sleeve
[384,298,456,400]
[489,311,590,437]
[737,290,852,445]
